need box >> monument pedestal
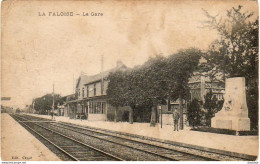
[211,116,250,131]
[211,77,250,131]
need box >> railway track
[11,114,257,161]
[54,122,253,161]
[50,122,216,161]
[10,114,124,161]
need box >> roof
[188,74,224,84]
[76,63,127,88]
[61,94,75,98]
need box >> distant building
[159,75,225,125]
[189,75,225,103]
[57,104,65,116]
[1,105,15,113]
[62,94,77,117]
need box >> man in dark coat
[173,108,180,131]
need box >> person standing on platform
[173,108,180,131]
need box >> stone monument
[211,77,250,131]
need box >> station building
[64,61,127,121]
[61,61,224,125]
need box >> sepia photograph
[1,0,259,162]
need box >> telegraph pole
[73,73,74,93]
[101,54,104,95]
[32,98,35,113]
[52,83,55,120]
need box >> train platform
[28,114,258,157]
[1,113,61,161]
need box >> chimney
[116,60,123,68]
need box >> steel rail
[51,122,212,161]
[59,121,255,161]
[14,115,181,161]
[18,114,254,161]
[11,114,124,161]
[11,115,79,161]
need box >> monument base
[211,116,250,131]
[211,77,251,132]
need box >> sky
[1,0,258,109]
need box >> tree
[203,6,259,129]
[203,90,223,126]
[34,94,61,114]
[107,49,202,128]
[107,70,128,122]
[247,84,258,130]
[107,56,168,126]
[141,55,168,126]
[203,6,258,79]
[187,99,202,128]
[165,48,202,129]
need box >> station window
[101,82,104,95]
[87,86,89,97]
[93,102,97,113]
[101,102,106,113]
[97,102,101,113]
[94,84,96,96]
[89,102,92,113]
[89,102,105,114]
[82,88,84,97]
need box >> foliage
[247,86,258,130]
[203,5,259,129]
[1,105,15,113]
[165,48,202,129]
[203,90,223,126]
[107,48,202,127]
[107,70,133,122]
[141,55,168,104]
[56,96,67,105]
[165,48,202,100]
[107,56,167,124]
[187,99,202,128]
[33,94,61,114]
[133,104,151,122]
[203,5,258,79]
[16,108,21,113]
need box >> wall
[96,82,102,96]
[84,80,109,98]
[103,80,108,95]
[76,79,86,100]
[159,113,188,125]
[88,113,107,121]
[160,114,174,125]
[88,82,102,97]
